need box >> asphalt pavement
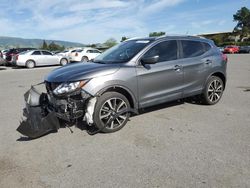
[0,54,249,188]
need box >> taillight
[75,53,78,56]
[222,53,227,63]
[16,55,19,60]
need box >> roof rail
[124,37,143,41]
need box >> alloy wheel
[99,97,128,130]
[207,79,223,103]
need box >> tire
[201,76,224,105]
[81,56,88,62]
[60,58,68,66]
[26,60,35,68]
[93,92,130,133]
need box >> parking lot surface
[0,55,250,188]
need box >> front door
[136,40,184,108]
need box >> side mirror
[141,55,159,64]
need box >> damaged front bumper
[17,83,94,138]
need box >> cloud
[140,0,185,16]
[1,0,247,43]
[69,0,130,11]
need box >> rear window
[181,40,211,58]
[42,51,52,55]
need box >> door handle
[205,59,212,65]
[173,65,181,72]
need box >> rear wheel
[81,56,88,62]
[60,58,68,66]
[93,92,130,133]
[26,60,35,68]
[201,76,224,105]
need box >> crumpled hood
[45,62,120,82]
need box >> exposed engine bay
[17,83,97,138]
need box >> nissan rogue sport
[18,35,227,137]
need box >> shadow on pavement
[16,96,204,141]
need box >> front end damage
[17,82,96,138]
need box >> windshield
[94,40,152,64]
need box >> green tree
[233,7,250,40]
[104,38,117,48]
[121,36,129,42]
[42,40,48,50]
[47,41,65,51]
[149,32,166,37]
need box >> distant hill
[0,36,85,49]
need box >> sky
[0,0,249,44]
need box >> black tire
[26,60,35,68]
[93,92,130,133]
[60,58,68,66]
[81,56,88,62]
[201,76,224,105]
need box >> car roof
[126,35,213,43]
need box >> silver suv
[18,35,227,137]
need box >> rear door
[136,40,184,108]
[178,40,213,96]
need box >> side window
[203,42,211,52]
[42,51,52,55]
[32,51,41,55]
[181,40,205,58]
[93,50,101,53]
[143,40,178,62]
[87,50,94,53]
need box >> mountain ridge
[0,36,85,49]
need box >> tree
[104,38,117,48]
[149,32,166,37]
[121,36,129,42]
[47,41,65,51]
[233,7,250,41]
[42,40,48,50]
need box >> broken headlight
[53,80,88,95]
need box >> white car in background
[69,48,101,62]
[15,50,69,68]
[57,48,82,57]
[1,49,9,60]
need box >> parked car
[14,50,69,68]
[239,46,250,53]
[1,49,9,60]
[223,45,239,54]
[0,51,4,65]
[5,48,37,65]
[69,48,101,62]
[217,47,224,52]
[19,35,227,137]
[57,48,82,57]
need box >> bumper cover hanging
[17,86,60,138]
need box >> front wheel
[201,76,224,105]
[93,92,130,133]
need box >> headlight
[53,80,88,95]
